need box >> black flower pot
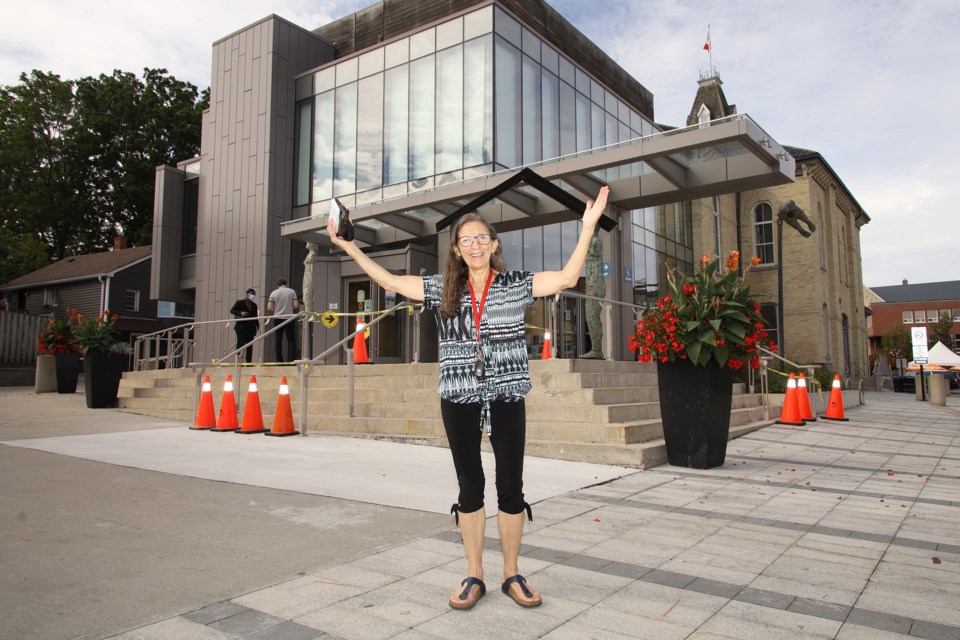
[83,350,127,408]
[656,358,734,469]
[54,352,83,394]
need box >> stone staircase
[117,359,771,469]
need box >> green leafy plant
[37,310,81,355]
[629,251,775,369]
[71,309,119,354]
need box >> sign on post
[911,327,928,361]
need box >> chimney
[902,279,908,285]
[114,237,128,251]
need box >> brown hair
[439,213,506,318]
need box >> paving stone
[247,620,327,640]
[786,597,850,621]
[183,601,249,625]
[734,587,794,610]
[557,553,611,572]
[698,599,841,639]
[844,608,913,635]
[111,616,236,639]
[642,569,696,590]
[685,577,742,599]
[909,619,960,640]
[208,609,286,636]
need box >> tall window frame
[753,203,774,265]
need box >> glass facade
[630,203,692,308]
[292,5,655,211]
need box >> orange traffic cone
[353,319,369,364]
[776,373,805,426]
[236,375,267,434]
[213,375,239,432]
[797,373,817,422]
[191,375,216,430]
[265,375,297,436]
[822,374,848,421]
[541,330,552,360]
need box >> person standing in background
[267,279,299,362]
[230,288,259,363]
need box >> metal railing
[755,346,822,420]
[551,290,645,360]
[293,302,422,435]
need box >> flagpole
[708,25,713,77]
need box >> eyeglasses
[457,234,492,247]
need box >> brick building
[686,75,871,383]
[866,280,960,358]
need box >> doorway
[344,278,405,364]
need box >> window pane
[384,65,409,185]
[559,81,576,156]
[494,6,521,48]
[436,16,463,50]
[543,223,561,271]
[523,227,543,271]
[409,55,435,179]
[753,203,774,264]
[333,83,357,196]
[294,100,312,206]
[902,311,913,324]
[385,39,409,69]
[464,5,492,39]
[542,69,559,160]
[521,53,541,164]
[436,44,464,173]
[500,229,522,270]
[356,74,383,191]
[575,91,591,152]
[915,310,925,323]
[312,91,334,201]
[494,36,521,167]
[591,103,605,149]
[410,28,436,59]
[464,36,492,167]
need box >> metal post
[776,218,785,365]
[348,348,356,417]
[299,363,308,436]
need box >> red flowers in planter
[629,252,775,369]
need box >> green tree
[881,324,910,362]
[0,68,208,279]
[929,311,955,350]
[0,227,49,284]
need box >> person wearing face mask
[230,288,259,364]
[327,186,609,611]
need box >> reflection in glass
[312,91,334,201]
[464,36,492,167]
[543,223,561,271]
[575,91,590,152]
[334,83,357,196]
[436,45,464,174]
[409,55,435,180]
[357,75,383,191]
[560,81,575,156]
[500,229,522,270]
[494,36,521,168]
[384,65,409,185]
[521,53,541,165]
[294,100,311,206]
[542,69,559,160]
[523,227,543,271]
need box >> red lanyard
[467,270,494,342]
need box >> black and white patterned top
[423,271,534,404]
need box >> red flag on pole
[703,28,711,52]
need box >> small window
[941,309,950,322]
[953,309,960,321]
[753,203,774,265]
[902,311,913,324]
[697,104,711,126]
[43,289,58,307]
[928,309,939,323]
[125,289,140,312]
[914,310,925,323]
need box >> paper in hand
[329,198,354,241]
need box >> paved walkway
[1,388,958,639]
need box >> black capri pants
[440,398,527,516]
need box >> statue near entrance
[580,231,605,359]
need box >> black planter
[83,350,127,408]
[656,358,734,469]
[54,352,83,394]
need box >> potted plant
[629,251,775,469]
[38,310,83,394]
[71,309,129,408]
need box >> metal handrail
[755,347,822,419]
[551,289,647,360]
[293,302,422,435]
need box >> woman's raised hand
[583,186,609,228]
[327,214,352,250]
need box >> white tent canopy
[908,341,960,368]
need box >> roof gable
[2,246,152,289]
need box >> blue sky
[2,0,956,288]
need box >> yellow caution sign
[320,311,338,328]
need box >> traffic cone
[213,375,239,432]
[236,375,267,434]
[265,375,297,436]
[191,375,216,430]
[541,330,552,360]
[353,319,369,364]
[822,374,849,421]
[797,373,817,422]
[775,373,805,426]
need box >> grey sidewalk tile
[937,542,960,555]
[523,545,574,563]
[893,536,939,550]
[597,561,653,580]
[183,601,249,625]
[111,617,237,639]
[571,604,696,640]
[430,530,460,543]
[787,597,850,621]
[734,587,794,610]
[697,599,841,638]
[234,587,334,621]
[685,577,742,599]
[910,619,960,640]
[208,609,286,636]
[540,620,636,639]
[247,620,327,640]
[293,604,411,640]
[845,608,913,635]
[642,569,696,590]
[558,553,612,572]
[835,625,915,639]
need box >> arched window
[753,203,774,264]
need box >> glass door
[344,278,405,364]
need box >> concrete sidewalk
[1,388,958,639]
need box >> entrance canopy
[282,113,795,248]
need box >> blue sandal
[449,577,486,610]
[501,574,542,608]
